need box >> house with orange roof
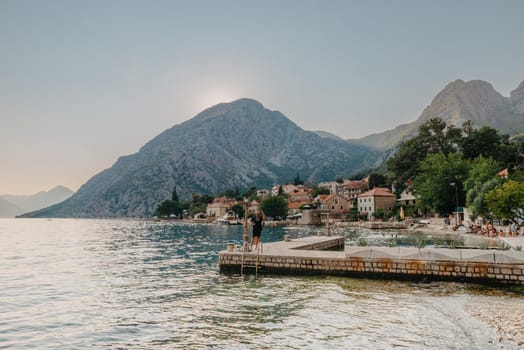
[319,193,351,214]
[206,197,237,218]
[314,194,330,203]
[358,187,396,219]
[341,180,369,201]
[289,188,313,203]
[496,168,509,179]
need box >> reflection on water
[1,219,523,349]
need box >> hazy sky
[1,0,524,195]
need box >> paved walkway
[248,235,345,259]
[232,235,524,264]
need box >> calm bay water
[1,219,523,349]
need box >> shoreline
[467,298,524,347]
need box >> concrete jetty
[219,235,524,285]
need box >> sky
[1,0,524,195]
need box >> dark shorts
[252,227,262,237]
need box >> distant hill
[0,198,23,218]
[23,99,381,218]
[355,79,524,149]
[0,186,73,217]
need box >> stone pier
[218,236,524,285]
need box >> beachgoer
[250,210,264,250]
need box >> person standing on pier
[250,210,264,251]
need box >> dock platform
[219,236,524,285]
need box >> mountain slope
[23,99,380,218]
[356,79,524,149]
[0,198,23,218]
[1,186,73,217]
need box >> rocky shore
[467,298,524,347]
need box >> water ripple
[1,219,523,349]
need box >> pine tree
[171,185,179,202]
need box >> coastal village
[160,171,521,237]
[201,178,399,225]
[154,117,524,242]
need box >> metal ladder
[240,243,263,276]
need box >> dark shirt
[252,216,263,232]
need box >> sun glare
[194,87,243,111]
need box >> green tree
[464,156,500,193]
[459,126,519,165]
[414,152,470,214]
[466,178,501,220]
[388,118,460,190]
[368,172,388,188]
[189,203,207,216]
[311,185,330,197]
[242,186,258,200]
[231,203,245,219]
[223,188,236,198]
[155,200,180,217]
[418,118,461,155]
[463,156,504,220]
[171,185,179,202]
[199,194,215,204]
[485,180,524,223]
[260,195,288,219]
[278,185,284,196]
[387,136,427,188]
[293,173,304,186]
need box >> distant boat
[217,211,241,225]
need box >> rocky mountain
[23,99,381,218]
[1,185,73,217]
[356,79,524,149]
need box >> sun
[198,88,242,109]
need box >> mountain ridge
[23,100,380,218]
[1,185,73,217]
[355,78,524,149]
[21,78,524,218]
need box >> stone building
[358,187,396,219]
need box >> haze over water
[1,219,523,349]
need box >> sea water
[1,219,522,349]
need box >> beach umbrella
[400,206,405,220]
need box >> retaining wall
[219,245,524,285]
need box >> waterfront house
[206,197,237,218]
[358,187,396,219]
[319,193,351,214]
[340,180,369,202]
[289,188,313,203]
[397,188,416,206]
